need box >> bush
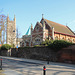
[48,40,72,52]
[41,39,53,46]
[1,44,11,50]
[34,45,41,47]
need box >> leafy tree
[1,44,11,50]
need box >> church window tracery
[36,26,39,31]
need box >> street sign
[16,45,18,48]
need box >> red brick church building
[22,16,75,46]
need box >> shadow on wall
[57,45,75,64]
[0,49,11,56]
[11,47,57,62]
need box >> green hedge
[1,44,11,50]
[41,39,53,46]
[48,40,72,52]
[18,40,72,52]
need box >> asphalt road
[0,56,75,75]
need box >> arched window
[62,37,64,40]
[35,39,40,42]
[67,38,70,41]
[35,37,41,45]
[36,26,39,31]
[73,39,75,42]
[55,36,58,40]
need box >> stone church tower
[6,15,16,47]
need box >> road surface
[0,56,75,75]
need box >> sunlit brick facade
[22,17,75,47]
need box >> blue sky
[0,0,75,37]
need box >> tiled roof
[45,19,75,36]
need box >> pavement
[0,56,75,75]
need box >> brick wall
[1,45,75,64]
[11,47,57,61]
[57,45,75,64]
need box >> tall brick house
[22,16,75,46]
